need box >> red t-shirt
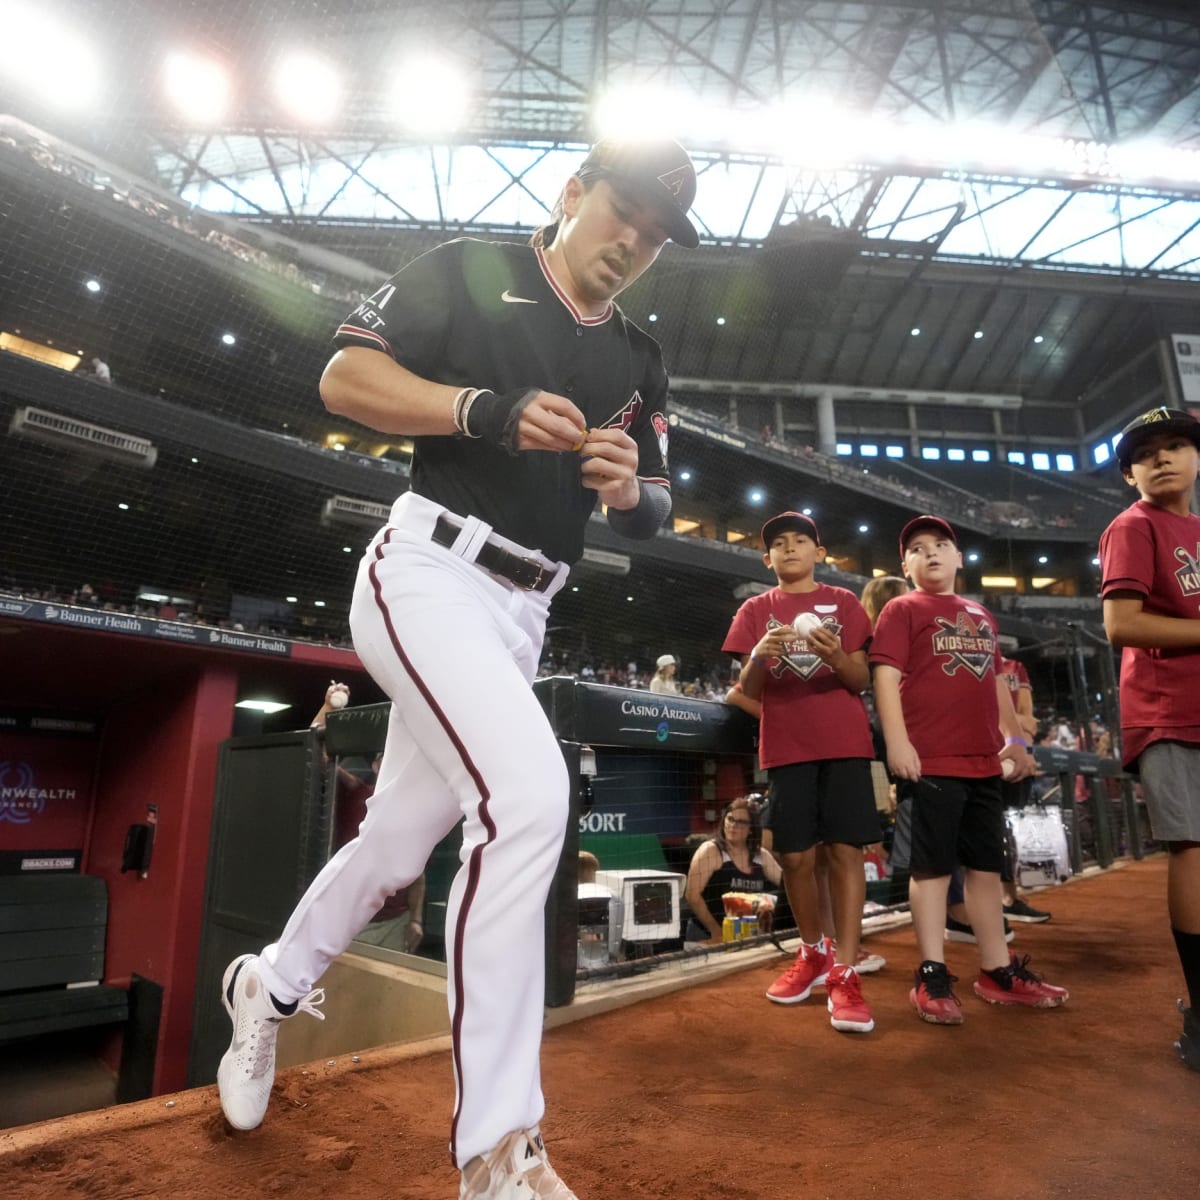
[869,590,1004,778]
[1099,499,1200,769]
[722,584,873,769]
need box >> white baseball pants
[256,491,570,1166]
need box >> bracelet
[1004,737,1031,748]
[451,386,475,434]
[749,652,764,666]
[460,388,492,439]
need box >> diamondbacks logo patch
[931,611,996,680]
[652,412,669,464]
[765,614,838,681]
[1175,544,1200,597]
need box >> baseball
[793,612,823,638]
[329,690,348,709]
[1000,757,1016,779]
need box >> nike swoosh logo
[501,290,538,304]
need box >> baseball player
[215,138,699,1199]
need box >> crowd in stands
[535,652,733,700]
[0,117,365,307]
[0,577,356,651]
[681,402,1122,536]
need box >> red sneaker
[909,960,964,1025]
[766,939,832,1005]
[973,954,1069,1008]
[826,964,875,1033]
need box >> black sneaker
[945,915,1015,944]
[1176,999,1200,1072]
[910,960,963,1025]
[1003,897,1052,923]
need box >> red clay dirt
[2,857,1197,1200]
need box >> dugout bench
[0,874,160,1103]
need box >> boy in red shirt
[723,511,880,1034]
[1099,406,1200,1072]
[871,515,1068,1024]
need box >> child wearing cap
[1099,406,1200,1072]
[870,515,1068,1024]
[722,511,881,1034]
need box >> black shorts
[902,774,1005,876]
[1000,777,1032,808]
[766,758,881,854]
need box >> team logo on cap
[658,165,691,197]
[931,611,996,681]
[1175,544,1200,597]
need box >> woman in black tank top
[684,796,783,941]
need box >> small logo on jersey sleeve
[1174,544,1200,596]
[652,412,669,464]
[501,290,538,304]
[932,611,996,680]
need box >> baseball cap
[656,653,676,668]
[899,515,957,555]
[577,138,699,248]
[760,511,821,548]
[1115,406,1200,469]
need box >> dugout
[0,603,377,1124]
[185,678,760,1079]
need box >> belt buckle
[513,556,546,591]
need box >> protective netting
[0,1,1132,722]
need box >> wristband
[450,387,475,434]
[1004,737,1031,748]
[462,388,539,453]
[749,652,764,667]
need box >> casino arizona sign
[618,700,703,721]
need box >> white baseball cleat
[459,1127,579,1199]
[216,954,325,1131]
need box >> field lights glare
[1,4,102,111]
[274,51,341,125]
[164,52,231,125]
[388,55,470,136]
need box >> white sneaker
[216,954,325,1131]
[459,1127,578,1199]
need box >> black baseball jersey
[333,237,672,564]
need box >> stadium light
[388,53,470,136]
[163,52,231,125]
[593,83,697,142]
[274,50,341,125]
[1,4,102,111]
[84,278,102,294]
